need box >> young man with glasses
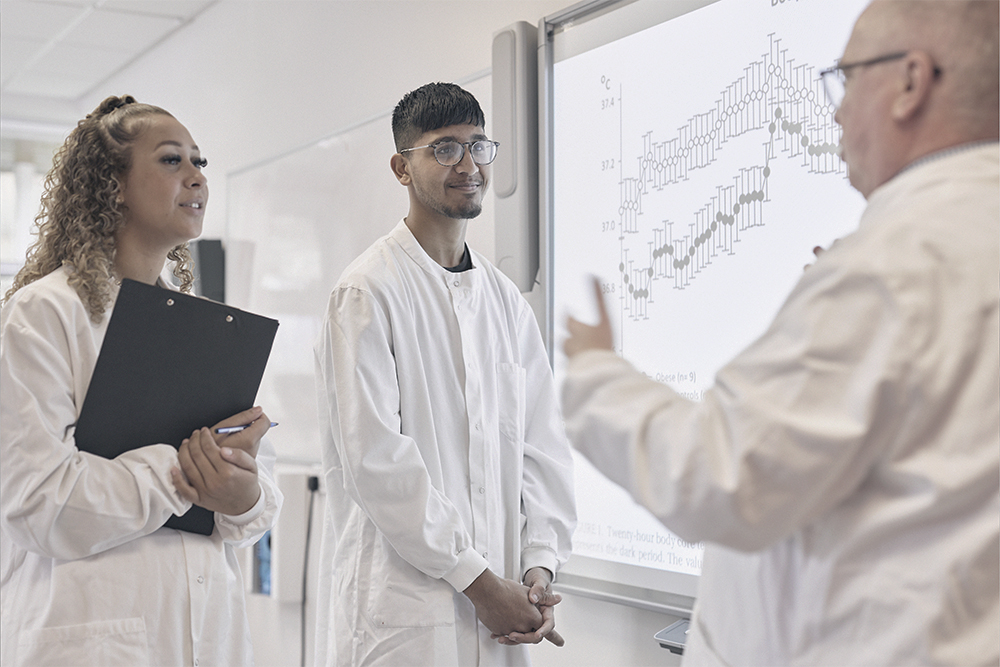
[562,1,998,665]
[314,82,575,666]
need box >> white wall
[73,0,571,242]
[12,2,689,664]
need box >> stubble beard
[446,201,482,220]
[424,186,483,221]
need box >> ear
[390,153,412,186]
[113,175,127,207]
[891,51,937,122]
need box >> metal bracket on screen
[654,618,690,655]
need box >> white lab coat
[314,221,575,666]
[0,266,282,667]
[562,143,1000,665]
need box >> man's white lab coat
[563,143,1000,665]
[314,221,575,666]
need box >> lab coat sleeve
[516,304,576,579]
[0,298,191,561]
[214,433,283,547]
[317,285,486,590]
[562,256,906,551]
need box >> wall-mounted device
[492,20,539,293]
[655,618,690,655]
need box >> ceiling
[1,0,218,166]
[2,0,216,100]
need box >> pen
[215,422,279,434]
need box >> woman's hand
[171,427,260,515]
[211,405,273,459]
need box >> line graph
[551,0,870,580]
[616,35,846,320]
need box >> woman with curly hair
[0,96,282,666]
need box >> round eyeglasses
[399,139,500,167]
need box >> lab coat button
[479,487,485,494]
[197,575,205,584]
[453,280,460,287]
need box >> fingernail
[531,594,539,603]
[222,447,233,456]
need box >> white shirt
[0,266,282,667]
[562,143,999,666]
[314,221,575,666]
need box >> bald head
[836,0,999,196]
[865,0,999,137]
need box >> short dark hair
[391,82,486,152]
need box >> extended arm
[562,260,903,549]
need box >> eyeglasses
[399,139,500,167]
[819,51,909,109]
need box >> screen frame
[539,0,868,613]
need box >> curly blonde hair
[3,95,195,323]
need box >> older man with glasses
[561,2,999,665]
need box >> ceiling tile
[30,41,134,79]
[4,69,96,99]
[100,0,216,20]
[0,1,87,40]
[0,37,44,83]
[64,9,182,53]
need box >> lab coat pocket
[496,363,526,444]
[18,617,149,667]
[366,538,454,628]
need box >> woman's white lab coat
[0,266,282,667]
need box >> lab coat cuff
[520,546,560,583]
[443,548,490,592]
[216,483,267,527]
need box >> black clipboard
[74,279,279,535]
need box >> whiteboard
[226,75,493,464]
[542,0,869,608]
